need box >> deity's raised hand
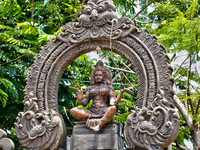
[69,86,83,102]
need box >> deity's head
[90,60,112,85]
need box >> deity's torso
[88,84,111,115]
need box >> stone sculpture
[70,60,124,131]
[15,92,66,149]
[15,0,180,149]
[124,90,180,150]
[0,129,15,150]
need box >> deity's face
[94,71,104,83]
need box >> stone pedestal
[70,121,123,150]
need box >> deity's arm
[77,88,90,107]
[109,85,124,105]
[109,86,117,106]
[116,89,124,105]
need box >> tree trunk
[174,95,199,149]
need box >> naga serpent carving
[15,0,179,149]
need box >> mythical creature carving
[124,90,180,150]
[0,129,15,150]
[56,0,136,43]
[79,0,118,22]
[15,93,66,149]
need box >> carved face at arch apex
[79,0,118,23]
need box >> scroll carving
[56,0,137,44]
[15,93,66,149]
[124,90,180,149]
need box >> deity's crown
[95,60,104,68]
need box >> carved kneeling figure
[70,60,124,131]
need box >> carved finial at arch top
[79,0,118,23]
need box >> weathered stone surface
[165,144,172,150]
[124,90,180,150]
[15,93,67,149]
[0,129,15,150]
[15,0,180,149]
[67,136,71,150]
[70,121,123,150]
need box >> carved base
[70,121,123,150]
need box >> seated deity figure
[70,60,124,131]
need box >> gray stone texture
[0,129,15,150]
[70,121,123,150]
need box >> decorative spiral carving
[124,90,180,150]
[15,93,66,149]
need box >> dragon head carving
[79,0,118,23]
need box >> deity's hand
[110,98,116,106]
[69,86,83,102]
[69,86,80,92]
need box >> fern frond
[0,89,8,107]
[7,37,28,48]
[17,49,37,56]
[113,112,131,123]
[0,78,12,90]
[0,78,20,101]
[0,50,10,63]
[0,25,13,30]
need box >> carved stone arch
[15,0,179,149]
[45,40,149,112]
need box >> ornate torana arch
[15,0,180,149]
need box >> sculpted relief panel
[15,0,179,149]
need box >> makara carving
[0,129,15,150]
[15,92,66,149]
[15,0,180,149]
[124,90,180,149]
[70,60,124,131]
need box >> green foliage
[114,88,135,124]
[114,111,131,123]
[0,0,81,147]
[148,0,200,148]
[0,0,199,149]
[0,89,8,107]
